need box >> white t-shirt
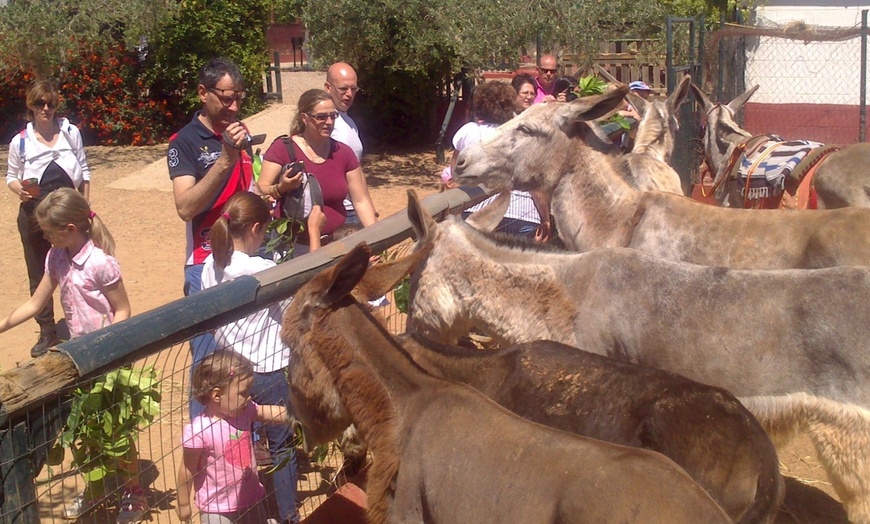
[201,251,290,373]
[331,112,363,213]
[331,112,363,160]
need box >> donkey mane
[481,228,568,254]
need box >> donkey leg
[803,401,870,524]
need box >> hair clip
[222,212,231,221]
[88,211,96,219]
[229,367,235,377]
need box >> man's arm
[172,122,247,222]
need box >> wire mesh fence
[704,18,868,144]
[0,188,513,524]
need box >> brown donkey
[280,245,734,524]
[692,82,870,209]
[393,332,783,524]
[403,190,870,524]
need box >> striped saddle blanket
[737,135,824,200]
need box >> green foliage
[49,366,161,486]
[143,0,271,119]
[575,75,608,97]
[0,0,175,78]
[271,0,306,25]
[264,217,304,262]
[394,277,410,314]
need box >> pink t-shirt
[45,240,121,338]
[182,402,265,513]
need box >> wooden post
[0,354,79,521]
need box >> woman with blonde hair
[257,89,377,258]
[5,80,91,356]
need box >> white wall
[746,4,870,104]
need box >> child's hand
[307,205,326,235]
[177,502,192,522]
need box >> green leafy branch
[49,366,160,489]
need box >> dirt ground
[0,132,851,522]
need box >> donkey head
[455,84,630,196]
[690,82,759,177]
[281,244,373,447]
[629,75,691,163]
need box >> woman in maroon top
[259,89,377,256]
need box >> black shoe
[31,331,60,358]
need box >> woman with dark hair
[441,80,549,239]
[5,80,91,356]
[258,89,377,257]
[511,73,537,113]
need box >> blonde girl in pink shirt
[178,350,291,524]
[0,188,147,522]
[0,187,130,337]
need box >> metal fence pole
[0,421,38,523]
[861,9,867,142]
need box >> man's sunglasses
[539,68,559,74]
[208,87,247,105]
[306,111,339,123]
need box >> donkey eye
[517,124,545,137]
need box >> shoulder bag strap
[280,135,297,163]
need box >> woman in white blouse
[5,80,91,357]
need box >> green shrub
[143,0,271,120]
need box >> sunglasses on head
[306,111,339,123]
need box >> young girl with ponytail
[0,187,147,522]
[200,191,300,524]
[0,187,129,338]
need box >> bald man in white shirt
[326,62,375,223]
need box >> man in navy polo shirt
[167,57,254,296]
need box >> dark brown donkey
[280,245,734,524]
[392,333,783,524]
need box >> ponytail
[209,192,272,272]
[35,188,115,256]
[89,213,116,257]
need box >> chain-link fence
[0,188,500,524]
[704,16,868,145]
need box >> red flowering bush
[60,40,183,146]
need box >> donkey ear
[689,82,713,114]
[352,243,433,302]
[465,191,510,233]
[726,84,759,114]
[407,189,437,241]
[318,243,372,306]
[668,75,692,110]
[626,92,647,116]
[555,83,630,128]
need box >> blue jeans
[185,264,217,420]
[252,369,299,523]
